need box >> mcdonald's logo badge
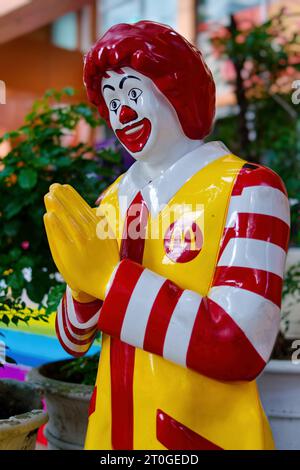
[164,218,203,263]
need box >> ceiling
[0,0,92,44]
[0,0,31,17]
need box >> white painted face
[101,67,193,164]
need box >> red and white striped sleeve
[56,286,102,357]
[98,164,290,381]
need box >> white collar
[118,141,230,218]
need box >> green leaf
[9,248,22,260]
[11,316,19,326]
[25,111,37,123]
[0,166,15,180]
[26,269,49,303]
[55,157,73,168]
[8,271,25,294]
[1,131,19,141]
[5,200,25,218]
[3,220,20,237]
[18,168,38,189]
[0,314,9,326]
[62,87,75,97]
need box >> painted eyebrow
[119,75,141,89]
[103,84,115,92]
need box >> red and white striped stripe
[225,185,290,227]
[98,164,290,381]
[56,286,102,357]
[218,238,287,277]
[163,289,202,366]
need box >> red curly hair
[84,21,215,139]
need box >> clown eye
[128,88,142,103]
[109,99,121,113]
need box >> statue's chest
[103,155,244,295]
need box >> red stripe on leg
[108,192,148,450]
[143,280,183,356]
[156,409,222,450]
[110,338,135,450]
[88,386,97,417]
[186,298,265,381]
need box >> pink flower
[21,241,30,250]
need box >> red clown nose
[119,105,138,124]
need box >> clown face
[101,67,199,164]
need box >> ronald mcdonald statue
[44,21,290,450]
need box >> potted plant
[0,307,48,450]
[0,379,48,450]
[257,262,300,450]
[27,354,98,450]
[0,277,52,451]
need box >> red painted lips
[116,118,151,153]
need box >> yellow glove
[44,183,119,301]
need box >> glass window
[143,0,177,28]
[52,12,77,50]
[100,0,142,33]
[99,0,177,35]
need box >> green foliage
[0,88,123,323]
[282,262,300,333]
[210,10,300,245]
[60,352,100,386]
[274,262,300,354]
[283,263,300,302]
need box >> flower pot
[27,360,93,450]
[257,360,300,450]
[283,247,300,338]
[0,379,48,450]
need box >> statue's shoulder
[231,161,287,196]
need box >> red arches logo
[164,218,203,263]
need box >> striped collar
[118,141,230,218]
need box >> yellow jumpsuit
[56,145,290,449]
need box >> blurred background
[0,0,298,135]
[0,0,300,450]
